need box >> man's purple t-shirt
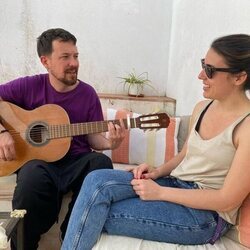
[0,73,104,157]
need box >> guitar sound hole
[27,124,49,146]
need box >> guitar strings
[3,118,135,140]
[4,119,125,135]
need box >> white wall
[167,0,250,114]
[0,0,250,115]
[0,0,172,95]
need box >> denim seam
[106,215,217,232]
[72,180,131,249]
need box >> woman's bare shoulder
[189,100,211,126]
[234,112,250,148]
[238,114,250,135]
[193,100,211,114]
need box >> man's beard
[51,69,78,86]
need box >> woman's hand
[131,178,163,200]
[127,163,160,180]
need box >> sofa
[0,108,249,250]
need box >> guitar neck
[48,118,136,139]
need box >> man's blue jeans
[61,169,231,250]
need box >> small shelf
[98,93,176,116]
[98,93,176,103]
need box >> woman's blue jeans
[61,169,231,250]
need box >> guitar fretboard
[48,118,137,139]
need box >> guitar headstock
[135,113,170,130]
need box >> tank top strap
[195,100,213,132]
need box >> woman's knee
[84,169,114,186]
[84,169,133,190]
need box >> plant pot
[128,84,144,97]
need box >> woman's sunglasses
[201,59,241,79]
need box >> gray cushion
[177,115,190,152]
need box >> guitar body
[0,102,71,176]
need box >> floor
[0,174,16,212]
[0,175,15,250]
[0,174,68,250]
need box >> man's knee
[13,160,56,208]
[90,152,113,170]
[16,160,51,189]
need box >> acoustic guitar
[0,101,170,176]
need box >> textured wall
[167,0,250,114]
[0,0,172,96]
[0,0,249,115]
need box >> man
[0,28,125,249]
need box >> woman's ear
[234,71,247,86]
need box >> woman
[61,34,250,249]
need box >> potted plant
[118,70,156,97]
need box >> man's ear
[40,55,49,70]
[234,71,247,86]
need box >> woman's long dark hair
[211,34,250,90]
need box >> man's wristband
[0,129,9,134]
